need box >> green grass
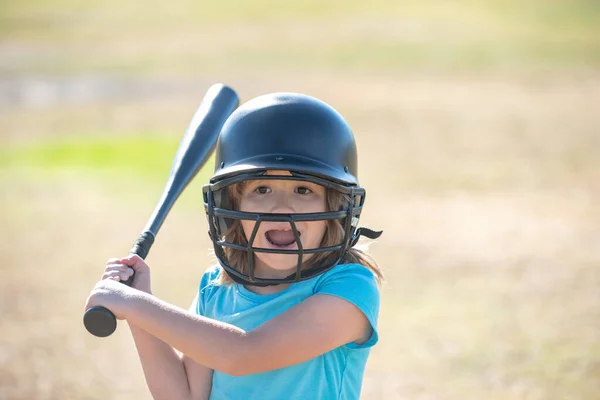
[0,133,212,180]
[0,134,216,212]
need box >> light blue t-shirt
[190,263,380,400]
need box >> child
[85,92,384,400]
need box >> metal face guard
[203,172,366,286]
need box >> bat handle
[83,232,155,337]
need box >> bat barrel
[145,84,239,235]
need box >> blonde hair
[215,182,383,285]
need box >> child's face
[238,170,327,275]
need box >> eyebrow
[244,179,323,190]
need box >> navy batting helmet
[203,93,381,285]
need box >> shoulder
[199,264,223,290]
[314,263,379,292]
[196,265,227,311]
[313,263,380,315]
[313,263,381,348]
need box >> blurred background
[1,0,599,399]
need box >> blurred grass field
[1,0,599,399]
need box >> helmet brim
[210,154,358,186]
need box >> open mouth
[265,229,300,248]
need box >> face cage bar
[202,173,366,285]
[205,171,363,194]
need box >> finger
[102,270,132,281]
[105,264,134,275]
[122,254,143,264]
[101,265,125,280]
[102,270,121,281]
[119,254,146,271]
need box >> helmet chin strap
[350,227,383,247]
[226,226,383,287]
[227,264,334,287]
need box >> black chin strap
[350,227,383,247]
[227,264,333,287]
[228,272,270,287]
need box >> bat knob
[84,306,117,337]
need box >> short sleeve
[193,264,222,317]
[314,264,380,349]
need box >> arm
[86,263,377,377]
[129,324,213,400]
[122,290,371,376]
[94,256,213,400]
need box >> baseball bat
[83,83,239,337]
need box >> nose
[268,190,296,214]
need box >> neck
[243,258,295,295]
[244,282,291,295]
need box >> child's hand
[102,254,152,294]
[85,279,137,320]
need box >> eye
[255,186,271,194]
[295,186,313,195]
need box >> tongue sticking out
[266,230,298,247]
